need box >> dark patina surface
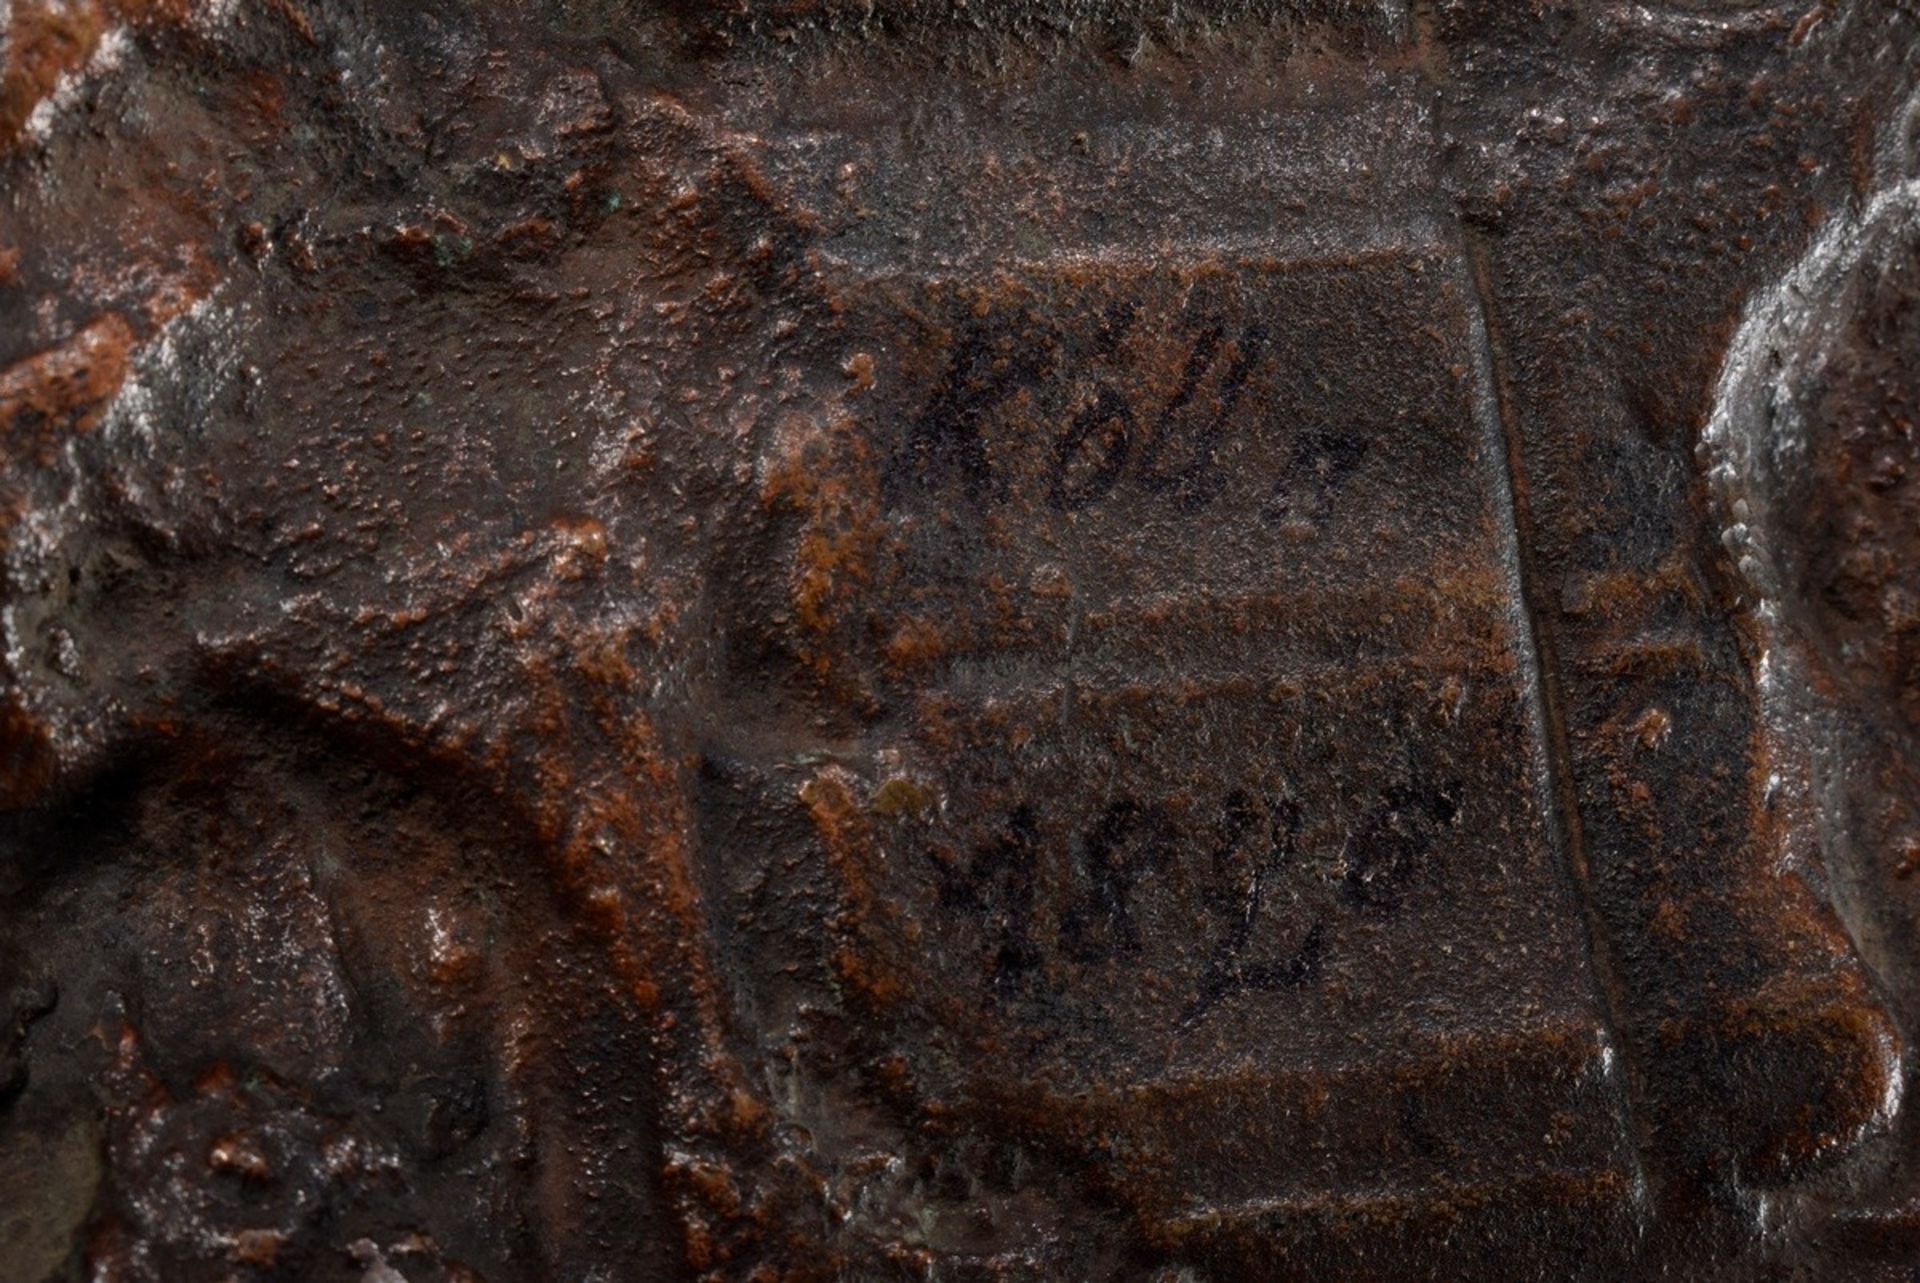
[2,2,1920,1279]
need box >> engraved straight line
[1032,1017,1620,1102]
[1456,230,1649,1206]
[1156,1167,1637,1230]
[933,651,1521,703]
[817,234,1454,282]
[936,653,1520,691]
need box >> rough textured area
[2,2,1919,1279]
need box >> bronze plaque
[2,2,1919,1279]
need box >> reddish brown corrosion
[2,2,1920,1281]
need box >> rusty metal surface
[2,2,1919,1279]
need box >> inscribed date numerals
[931,774,1463,1025]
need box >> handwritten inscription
[1047,310,1268,513]
[891,298,1368,524]
[932,774,1463,1024]
[869,275,1479,1029]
